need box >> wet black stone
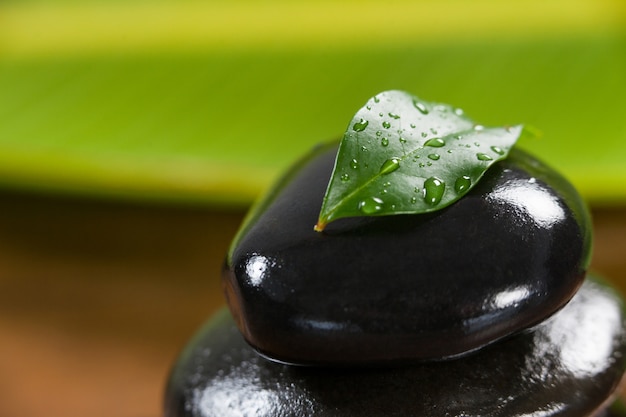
[223,143,592,364]
[165,277,626,417]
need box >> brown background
[0,189,625,417]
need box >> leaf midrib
[321,130,477,222]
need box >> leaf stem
[313,219,327,232]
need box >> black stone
[165,277,626,417]
[223,143,592,364]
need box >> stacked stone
[165,143,626,416]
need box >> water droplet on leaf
[353,119,369,132]
[382,121,391,129]
[491,146,505,155]
[413,100,429,115]
[341,173,350,182]
[454,175,471,194]
[358,197,384,214]
[425,138,445,147]
[381,137,389,147]
[388,112,400,119]
[350,159,359,169]
[476,153,493,161]
[428,153,440,160]
[380,157,401,175]
[423,177,445,206]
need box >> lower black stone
[165,276,626,417]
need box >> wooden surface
[0,189,625,417]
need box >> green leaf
[315,90,522,231]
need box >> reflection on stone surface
[488,177,566,229]
[534,281,623,379]
[244,254,273,287]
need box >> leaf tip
[519,124,543,141]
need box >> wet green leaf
[315,90,523,231]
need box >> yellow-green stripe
[1,0,623,58]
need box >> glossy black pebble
[223,144,592,364]
[165,277,626,417]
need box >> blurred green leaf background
[0,0,624,207]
